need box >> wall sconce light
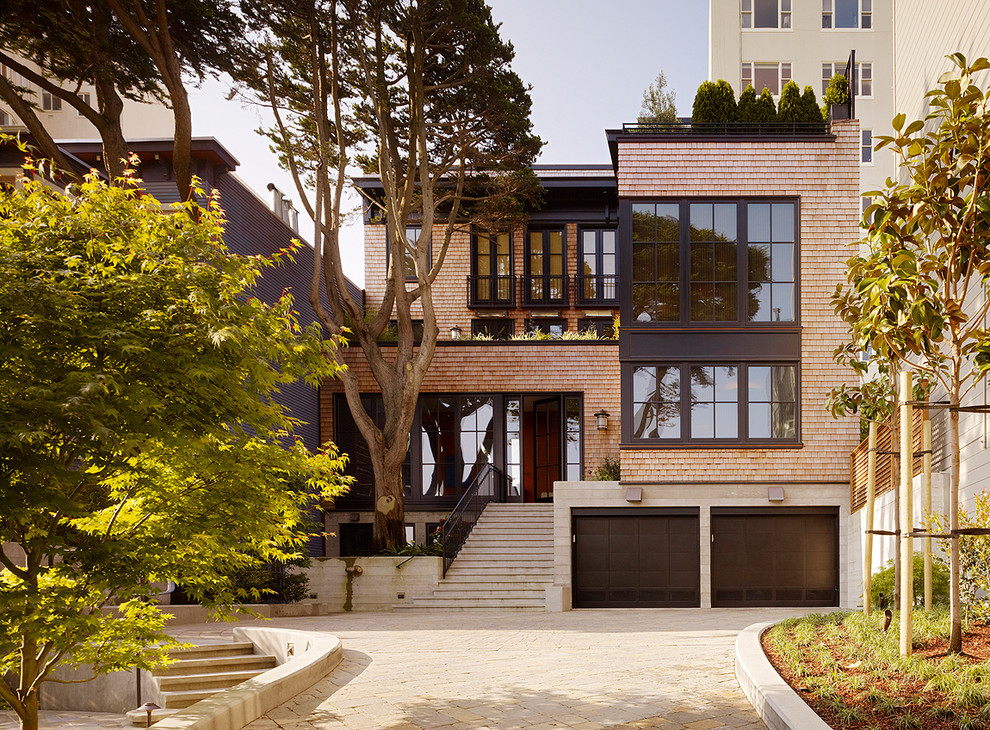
[450,324,462,340]
[594,409,610,431]
[768,487,785,502]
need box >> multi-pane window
[861,129,873,163]
[690,203,738,322]
[526,229,565,303]
[78,92,90,116]
[41,91,61,111]
[564,397,582,480]
[0,108,9,126]
[741,62,792,96]
[741,0,791,28]
[390,226,430,281]
[630,363,798,443]
[577,317,615,338]
[505,398,522,497]
[525,318,567,337]
[471,230,512,304]
[420,396,495,498]
[632,203,680,322]
[579,228,617,303]
[822,0,872,28]
[747,202,796,322]
[822,61,872,97]
[472,318,513,339]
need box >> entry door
[533,397,560,501]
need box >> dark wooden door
[573,510,700,607]
[533,397,560,501]
[711,508,839,607]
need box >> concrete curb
[734,621,831,730]
[148,628,342,730]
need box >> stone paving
[2,607,806,729]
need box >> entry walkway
[2,608,805,729]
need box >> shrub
[823,73,850,116]
[735,83,758,125]
[871,552,950,609]
[754,88,777,123]
[777,81,802,123]
[692,79,737,124]
[592,455,621,481]
[932,491,990,620]
[801,85,826,125]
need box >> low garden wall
[302,556,442,611]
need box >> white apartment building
[709,0,894,213]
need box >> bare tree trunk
[949,396,962,652]
[370,450,407,551]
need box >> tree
[776,80,802,123]
[823,72,849,117]
[736,83,776,126]
[800,85,825,126]
[637,70,677,124]
[0,158,350,729]
[239,0,541,549]
[831,54,990,652]
[691,79,737,125]
[754,87,777,123]
[0,0,250,199]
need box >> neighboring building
[326,121,863,610]
[709,0,894,216]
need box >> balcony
[575,274,618,305]
[522,274,568,308]
[467,274,516,308]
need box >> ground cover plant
[763,610,990,729]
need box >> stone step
[432,580,553,590]
[155,654,277,676]
[395,597,546,609]
[457,544,554,553]
[160,687,231,710]
[165,642,256,660]
[445,565,554,576]
[430,589,547,599]
[158,668,269,692]
[450,557,553,567]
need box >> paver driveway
[218,608,799,730]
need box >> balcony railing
[622,121,829,136]
[522,274,568,307]
[467,274,515,308]
[575,274,618,305]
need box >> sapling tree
[239,0,541,549]
[0,160,350,729]
[637,70,677,124]
[831,54,990,652]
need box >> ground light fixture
[594,409,610,431]
[137,702,160,727]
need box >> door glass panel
[506,398,521,497]
[421,397,457,497]
[460,397,494,486]
[565,397,581,481]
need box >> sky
[187,1,710,287]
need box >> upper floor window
[822,0,872,28]
[861,129,873,163]
[77,92,90,117]
[578,228,617,304]
[389,226,430,281]
[470,230,513,306]
[742,62,791,96]
[741,0,791,28]
[525,229,566,305]
[0,108,10,126]
[630,200,797,325]
[41,91,61,111]
[822,61,872,97]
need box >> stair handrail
[440,463,507,577]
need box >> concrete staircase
[128,642,276,726]
[396,503,554,612]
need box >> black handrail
[440,463,508,577]
[575,274,618,304]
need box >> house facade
[324,120,863,609]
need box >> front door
[532,397,561,501]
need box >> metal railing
[522,274,568,307]
[575,274,618,304]
[467,274,516,308]
[440,463,508,577]
[622,121,829,135]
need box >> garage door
[711,507,838,607]
[572,508,700,608]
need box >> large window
[389,226,430,281]
[822,61,872,97]
[629,199,797,325]
[525,229,565,304]
[741,0,791,28]
[741,62,791,96]
[630,364,798,444]
[578,228,617,303]
[822,0,871,28]
[420,396,495,498]
[471,230,513,306]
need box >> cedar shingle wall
[617,121,861,484]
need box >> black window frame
[623,198,800,329]
[386,225,431,283]
[577,317,615,338]
[622,361,800,447]
[523,227,568,307]
[525,318,568,337]
[469,229,515,307]
[577,227,618,305]
[472,318,514,339]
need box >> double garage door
[572,507,838,608]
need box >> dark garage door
[711,507,839,607]
[573,508,700,608]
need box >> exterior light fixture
[594,409,610,431]
[450,324,462,340]
[138,702,160,727]
[768,487,785,502]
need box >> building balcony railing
[575,274,618,305]
[622,121,829,136]
[522,274,568,307]
[467,274,516,308]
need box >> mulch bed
[762,620,990,730]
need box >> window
[525,318,567,337]
[525,229,566,304]
[472,318,513,339]
[389,226,430,281]
[385,319,424,342]
[741,62,792,95]
[77,92,90,117]
[861,129,873,163]
[747,202,795,322]
[578,228,617,303]
[0,108,9,126]
[420,396,495,498]
[629,199,797,325]
[470,230,513,306]
[334,395,411,498]
[690,203,738,322]
[741,0,791,28]
[630,363,798,443]
[577,317,615,338]
[41,91,61,111]
[564,396,582,480]
[822,61,872,97]
[822,0,871,28]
